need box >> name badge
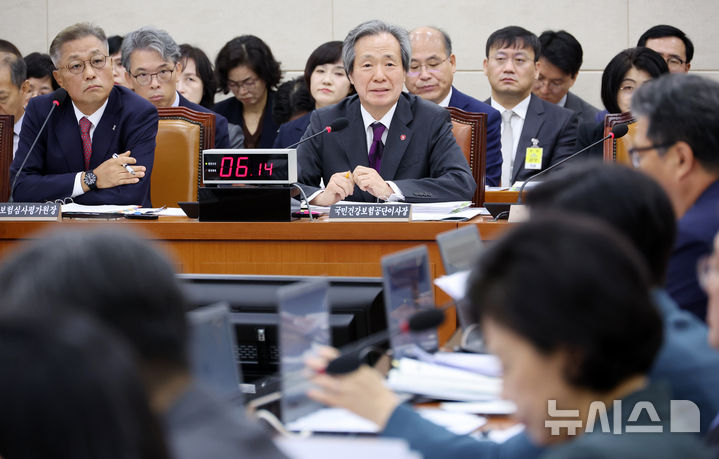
[525,138,543,170]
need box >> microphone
[323,308,446,375]
[9,88,68,202]
[516,123,629,204]
[285,117,349,149]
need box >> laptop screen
[436,225,483,276]
[278,279,331,423]
[381,246,438,359]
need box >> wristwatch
[83,171,98,191]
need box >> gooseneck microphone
[516,123,629,203]
[285,117,349,149]
[323,308,446,375]
[9,88,68,202]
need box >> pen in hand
[112,153,135,175]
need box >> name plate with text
[329,203,411,222]
[0,203,61,221]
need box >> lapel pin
[400,134,406,141]
[112,124,116,131]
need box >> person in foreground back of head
[0,312,169,459]
[0,229,287,459]
[304,216,713,458]
[631,74,719,322]
[526,162,719,435]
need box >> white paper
[440,400,517,415]
[158,207,188,217]
[277,437,420,459]
[429,352,503,377]
[61,203,138,213]
[415,408,487,435]
[286,408,380,433]
[434,271,471,300]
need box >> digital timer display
[202,149,297,184]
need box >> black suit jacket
[213,90,278,148]
[298,93,475,202]
[564,91,601,125]
[178,94,230,148]
[11,86,158,206]
[488,94,578,183]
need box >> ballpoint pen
[112,153,135,175]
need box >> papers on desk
[277,437,421,459]
[440,400,517,415]
[387,358,502,402]
[434,270,470,300]
[411,201,488,221]
[61,203,138,214]
[419,351,503,378]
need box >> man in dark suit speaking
[298,20,475,205]
[10,23,158,206]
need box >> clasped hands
[310,166,393,206]
[82,151,146,192]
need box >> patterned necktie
[368,122,386,172]
[79,116,92,170]
[500,110,515,187]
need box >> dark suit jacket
[666,179,719,320]
[178,94,230,148]
[272,111,311,148]
[298,93,476,202]
[575,120,605,159]
[564,91,601,125]
[448,87,502,186]
[10,85,158,206]
[487,94,578,184]
[213,90,279,148]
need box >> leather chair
[446,107,487,206]
[603,112,636,165]
[153,107,215,206]
[0,114,14,201]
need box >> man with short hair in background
[533,30,600,124]
[405,26,502,186]
[0,54,29,155]
[638,25,693,74]
[122,26,229,148]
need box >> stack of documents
[387,357,502,401]
[410,201,487,221]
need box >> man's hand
[310,171,354,206]
[306,346,400,429]
[352,166,392,200]
[92,151,146,190]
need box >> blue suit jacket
[298,93,476,202]
[178,94,230,149]
[213,90,279,148]
[666,180,719,321]
[449,87,502,186]
[10,86,157,206]
[272,111,312,148]
[379,289,719,458]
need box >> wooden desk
[484,190,518,203]
[0,216,511,342]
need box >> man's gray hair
[0,54,27,88]
[342,19,411,75]
[121,26,180,71]
[49,23,108,67]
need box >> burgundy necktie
[79,116,92,170]
[368,122,386,172]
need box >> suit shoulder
[180,97,228,123]
[114,86,157,115]
[407,92,448,117]
[450,87,499,116]
[537,96,575,122]
[284,112,312,130]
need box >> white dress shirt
[70,98,109,197]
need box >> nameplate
[329,203,411,221]
[0,203,61,221]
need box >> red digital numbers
[218,156,274,178]
[219,156,233,177]
[235,156,248,177]
[264,162,273,175]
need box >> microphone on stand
[285,117,350,149]
[9,88,68,202]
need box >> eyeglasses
[535,77,570,91]
[131,69,175,86]
[227,77,259,91]
[407,56,450,76]
[697,254,719,291]
[57,55,109,74]
[628,142,674,168]
[665,56,686,69]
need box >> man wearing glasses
[121,26,229,148]
[631,73,719,321]
[638,25,693,74]
[483,26,578,187]
[10,23,157,206]
[404,26,502,186]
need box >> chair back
[153,107,215,206]
[603,112,636,165]
[0,114,14,201]
[446,107,487,206]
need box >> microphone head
[329,117,349,132]
[408,309,445,332]
[52,88,68,106]
[611,123,629,139]
[325,351,361,375]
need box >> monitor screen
[381,246,438,359]
[277,279,331,423]
[436,225,483,275]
